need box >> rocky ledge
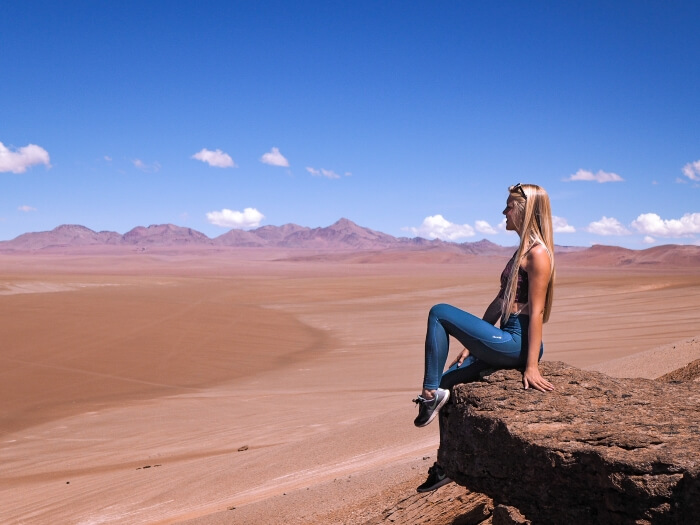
[437,361,699,525]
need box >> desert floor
[1,250,699,524]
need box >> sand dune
[1,250,698,524]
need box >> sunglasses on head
[513,183,526,198]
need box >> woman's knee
[429,303,453,319]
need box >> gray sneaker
[417,462,452,492]
[413,388,450,427]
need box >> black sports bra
[498,253,529,304]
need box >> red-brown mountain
[272,218,401,250]
[3,223,212,250]
[4,224,123,250]
[122,224,212,245]
[214,223,309,247]
[557,243,700,267]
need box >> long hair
[500,183,555,327]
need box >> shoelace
[413,395,432,405]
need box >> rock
[492,504,531,525]
[366,483,493,525]
[437,361,699,525]
[657,358,700,382]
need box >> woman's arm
[522,245,554,392]
[482,297,502,325]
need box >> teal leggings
[423,303,542,390]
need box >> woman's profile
[413,183,556,492]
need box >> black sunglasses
[513,183,526,198]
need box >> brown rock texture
[366,483,493,525]
[658,358,700,382]
[437,361,700,525]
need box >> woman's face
[503,196,521,233]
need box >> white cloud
[681,160,700,182]
[260,147,289,167]
[631,212,700,237]
[192,148,236,168]
[475,220,497,234]
[321,169,341,179]
[0,142,51,173]
[552,216,576,233]
[565,169,624,183]
[18,205,36,212]
[104,155,112,162]
[643,236,655,244]
[133,159,161,172]
[206,207,264,229]
[586,216,630,236]
[407,215,475,241]
[497,218,510,232]
[306,166,343,179]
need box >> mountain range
[1,219,698,267]
[0,218,517,254]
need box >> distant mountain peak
[53,224,96,232]
[123,224,211,245]
[330,217,357,228]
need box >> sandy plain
[1,248,699,524]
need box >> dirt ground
[1,249,699,524]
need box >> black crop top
[498,253,529,304]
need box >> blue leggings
[423,303,543,390]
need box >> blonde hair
[500,183,555,326]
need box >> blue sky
[2,1,699,248]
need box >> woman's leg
[423,303,527,391]
[417,306,543,492]
[439,354,492,390]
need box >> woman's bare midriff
[511,302,530,316]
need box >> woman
[413,183,555,492]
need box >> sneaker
[413,388,450,427]
[417,462,452,492]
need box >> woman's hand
[523,365,554,392]
[449,348,470,368]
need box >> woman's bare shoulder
[523,243,551,273]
